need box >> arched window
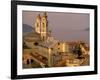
[30,59,33,64]
[26,59,30,65]
[42,22,45,28]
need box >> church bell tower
[41,12,48,40]
[35,12,48,41]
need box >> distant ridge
[23,24,35,33]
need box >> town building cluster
[23,12,89,68]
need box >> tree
[73,44,82,58]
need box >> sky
[22,11,90,44]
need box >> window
[58,42,60,45]
[30,59,34,64]
[42,23,45,27]
[34,42,39,46]
[58,48,60,50]
[27,59,30,65]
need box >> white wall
[0,0,99,80]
